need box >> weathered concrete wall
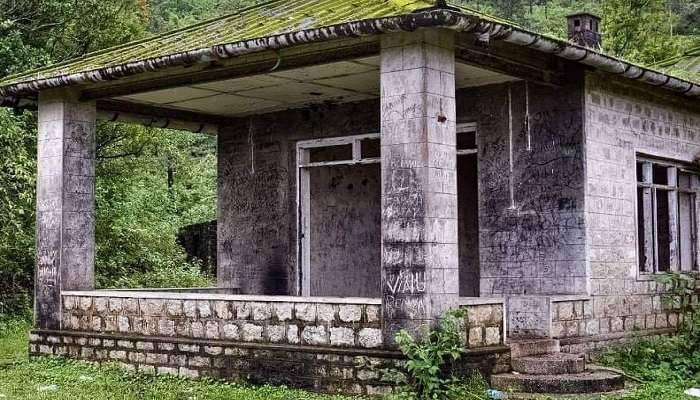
[550,72,700,344]
[35,89,96,329]
[309,164,381,297]
[455,78,587,297]
[217,101,379,295]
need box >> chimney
[567,13,602,49]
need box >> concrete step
[511,353,586,375]
[509,339,561,358]
[490,369,625,394]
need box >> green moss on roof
[656,45,700,78]
[0,0,446,88]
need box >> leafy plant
[380,309,488,400]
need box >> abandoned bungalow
[2,0,700,396]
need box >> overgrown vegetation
[597,272,700,399]
[373,309,490,400]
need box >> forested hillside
[0,0,697,316]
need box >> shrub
[380,309,489,400]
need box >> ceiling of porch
[114,56,517,118]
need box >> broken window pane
[309,144,353,163]
[638,188,650,272]
[656,190,671,271]
[679,192,696,271]
[637,162,645,183]
[360,138,380,159]
[653,164,669,185]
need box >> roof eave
[1,8,698,104]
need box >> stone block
[179,367,199,378]
[166,300,182,317]
[159,319,176,337]
[222,322,239,340]
[295,303,316,322]
[205,321,220,339]
[108,298,123,313]
[317,304,336,322]
[79,297,92,311]
[191,322,204,338]
[178,344,200,353]
[117,340,133,349]
[205,346,223,355]
[197,301,212,318]
[124,298,139,313]
[141,299,165,316]
[302,326,328,346]
[251,302,272,321]
[189,356,210,368]
[358,328,383,348]
[338,305,362,322]
[146,352,168,364]
[136,341,154,351]
[242,323,263,342]
[485,327,501,346]
[129,352,146,363]
[109,350,127,360]
[117,316,130,333]
[235,302,252,319]
[94,297,108,313]
[558,302,575,321]
[91,317,102,331]
[468,327,483,347]
[159,343,175,351]
[274,303,293,321]
[183,300,197,318]
[214,301,231,319]
[287,325,300,344]
[139,365,155,374]
[330,327,355,346]
[157,367,178,376]
[366,305,381,323]
[266,325,286,343]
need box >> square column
[380,30,459,342]
[35,89,96,329]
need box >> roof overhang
[1,8,698,106]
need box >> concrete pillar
[380,30,459,342]
[35,89,96,329]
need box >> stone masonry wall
[61,292,383,349]
[29,329,509,395]
[582,72,700,343]
[461,300,505,348]
[32,292,509,395]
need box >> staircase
[490,339,626,397]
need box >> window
[637,158,700,274]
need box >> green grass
[2,317,700,400]
[0,318,363,400]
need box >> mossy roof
[0,0,697,99]
[656,45,700,78]
[0,0,500,90]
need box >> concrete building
[1,0,699,396]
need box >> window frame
[636,156,700,275]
